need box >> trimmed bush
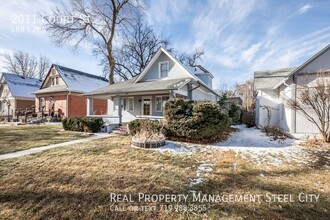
[128,119,162,136]
[164,98,230,140]
[242,110,255,128]
[62,117,103,133]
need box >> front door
[142,96,151,115]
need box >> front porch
[86,90,187,125]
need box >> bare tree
[215,83,237,98]
[177,48,205,67]
[43,0,143,84]
[287,71,330,142]
[106,16,171,80]
[234,80,254,110]
[37,55,51,79]
[3,50,50,79]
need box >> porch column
[187,84,192,99]
[116,95,122,125]
[169,90,176,99]
[86,97,93,116]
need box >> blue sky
[0,0,329,89]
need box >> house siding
[0,84,15,116]
[192,87,216,101]
[140,52,192,81]
[299,48,330,73]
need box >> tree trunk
[321,132,330,143]
[108,55,115,85]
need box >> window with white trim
[159,61,169,78]
[155,96,162,112]
[128,97,134,111]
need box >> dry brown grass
[0,124,89,154]
[0,136,329,219]
[301,139,330,149]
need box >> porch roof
[84,77,191,96]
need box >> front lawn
[0,124,90,154]
[0,136,329,219]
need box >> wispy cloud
[298,4,313,14]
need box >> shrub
[228,104,241,124]
[242,110,255,128]
[128,119,162,136]
[62,117,103,133]
[164,98,230,140]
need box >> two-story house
[84,47,220,124]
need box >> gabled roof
[253,67,296,90]
[132,47,219,96]
[0,73,42,99]
[36,64,108,94]
[86,77,192,96]
[273,44,330,89]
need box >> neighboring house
[34,64,108,117]
[0,73,42,117]
[254,44,330,138]
[85,47,219,124]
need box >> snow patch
[153,141,195,155]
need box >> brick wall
[35,94,108,117]
[16,99,35,110]
[68,95,86,117]
[35,95,67,116]
[93,98,107,115]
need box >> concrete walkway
[0,133,113,161]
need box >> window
[124,97,134,111]
[51,76,59,86]
[155,96,162,112]
[159,61,169,78]
[128,97,134,111]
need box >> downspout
[189,82,201,99]
[66,91,71,117]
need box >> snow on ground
[153,141,195,155]
[209,125,313,166]
[190,160,213,186]
[209,125,330,167]
[153,125,329,173]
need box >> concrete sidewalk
[0,133,113,161]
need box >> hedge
[242,110,255,128]
[164,98,230,140]
[62,117,103,133]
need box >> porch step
[111,124,129,135]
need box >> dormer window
[159,61,169,78]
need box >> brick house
[0,73,42,117]
[34,64,108,117]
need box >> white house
[84,47,219,124]
[254,44,330,138]
[0,73,42,117]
